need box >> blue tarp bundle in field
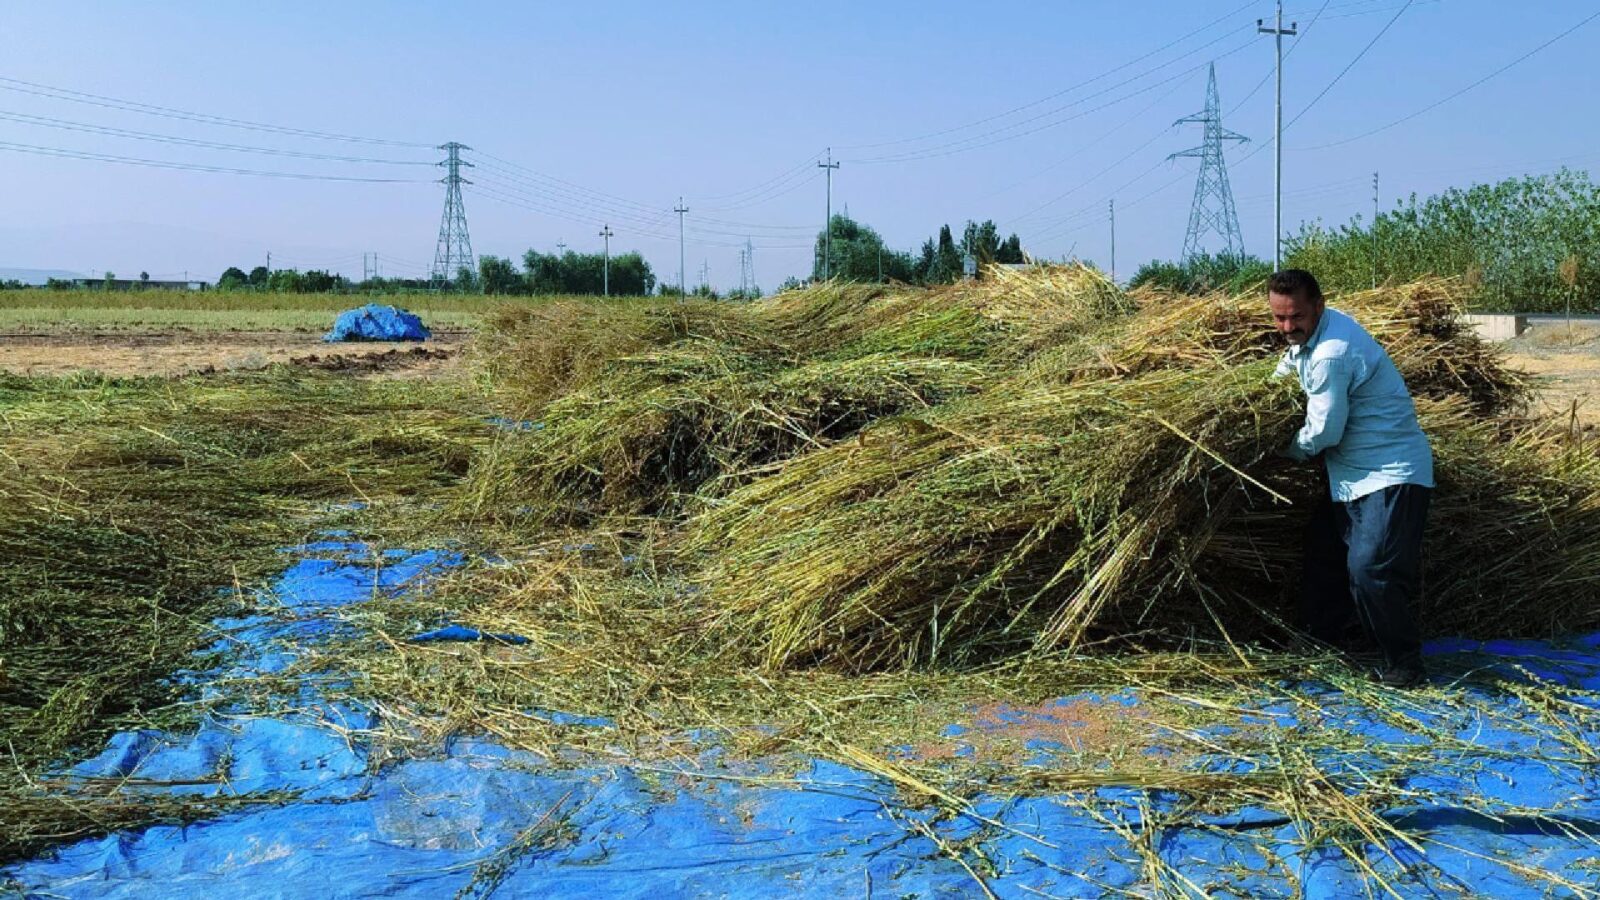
[5,537,1599,898]
[323,304,430,342]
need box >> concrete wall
[1462,313,1527,341]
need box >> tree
[479,255,525,295]
[997,234,1024,264]
[811,214,915,283]
[606,252,655,296]
[301,269,340,293]
[927,225,963,284]
[519,249,654,295]
[267,269,303,292]
[218,267,249,290]
[139,271,150,283]
[248,266,270,287]
[961,220,1002,266]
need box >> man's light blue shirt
[1273,307,1434,502]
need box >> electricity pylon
[1170,64,1248,260]
[431,142,475,284]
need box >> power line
[983,77,1190,210]
[0,139,425,182]
[849,30,1262,164]
[835,1,1258,152]
[1226,0,1330,115]
[470,179,680,239]
[1001,6,1331,230]
[693,151,825,203]
[1283,0,1413,132]
[474,155,813,232]
[0,108,433,165]
[472,171,677,233]
[0,74,429,147]
[693,169,824,215]
[471,151,667,217]
[1297,10,1600,151]
[471,174,809,243]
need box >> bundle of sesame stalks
[688,278,1600,671]
[463,266,1130,524]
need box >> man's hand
[1275,442,1312,462]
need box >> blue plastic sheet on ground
[323,304,430,342]
[6,537,1600,898]
[410,624,530,644]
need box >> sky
[1,0,1597,289]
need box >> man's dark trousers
[1301,483,1430,670]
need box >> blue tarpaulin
[323,304,431,342]
[5,538,1598,898]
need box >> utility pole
[818,148,841,280]
[698,258,710,294]
[598,225,614,296]
[1259,3,1297,271]
[1372,172,1380,288]
[673,197,689,297]
[555,240,567,255]
[1109,199,1116,282]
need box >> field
[3,276,1599,896]
[0,289,487,376]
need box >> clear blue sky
[1,0,1596,288]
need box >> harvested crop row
[464,267,1128,524]
[688,279,1590,671]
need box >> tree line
[212,247,658,296]
[802,215,1026,287]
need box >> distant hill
[0,267,85,286]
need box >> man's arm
[1284,358,1351,461]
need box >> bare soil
[1503,321,1600,429]
[0,330,468,379]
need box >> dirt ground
[1502,321,1600,428]
[0,329,468,378]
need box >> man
[1269,269,1433,687]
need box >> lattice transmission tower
[1169,64,1248,260]
[431,142,475,285]
[738,238,755,295]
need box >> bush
[1128,253,1271,295]
[1285,169,1600,312]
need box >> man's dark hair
[1268,269,1323,304]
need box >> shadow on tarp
[4,539,1600,898]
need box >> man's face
[1269,291,1323,346]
